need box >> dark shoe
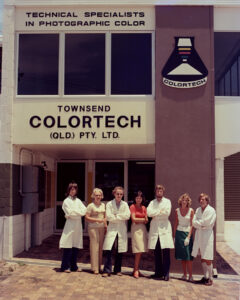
[198,277,207,284]
[150,273,163,279]
[205,278,213,286]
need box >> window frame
[16,30,155,99]
[213,29,240,99]
[16,32,60,97]
[214,7,240,99]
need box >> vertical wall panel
[155,6,215,214]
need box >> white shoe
[188,276,194,282]
[181,275,187,280]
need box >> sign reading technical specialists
[13,102,154,145]
[162,37,208,88]
[15,7,155,31]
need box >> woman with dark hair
[59,182,86,273]
[130,191,148,279]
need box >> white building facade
[0,0,240,260]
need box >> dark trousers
[103,236,123,274]
[154,239,170,277]
[61,247,79,271]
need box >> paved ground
[0,235,239,300]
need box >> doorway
[55,162,86,231]
[94,161,125,201]
[93,160,155,204]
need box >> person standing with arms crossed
[192,193,216,286]
[102,186,130,277]
[147,184,174,281]
[59,182,86,273]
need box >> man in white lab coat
[192,193,216,286]
[147,184,174,281]
[102,186,130,277]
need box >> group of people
[59,183,216,286]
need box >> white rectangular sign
[13,101,155,145]
[16,7,155,31]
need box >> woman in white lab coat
[59,182,87,273]
[102,186,130,277]
[147,184,174,281]
[192,193,216,286]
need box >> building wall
[1,2,240,257]
[155,6,215,216]
[0,208,54,259]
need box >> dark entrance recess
[95,162,124,202]
[56,162,85,230]
[128,161,155,206]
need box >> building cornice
[4,0,240,7]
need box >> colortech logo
[162,37,208,88]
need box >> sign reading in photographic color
[16,7,155,31]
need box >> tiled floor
[0,235,239,300]
[0,263,239,300]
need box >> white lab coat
[192,204,216,260]
[59,196,86,249]
[147,197,174,250]
[103,199,130,253]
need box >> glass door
[128,161,155,206]
[94,161,125,202]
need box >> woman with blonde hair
[85,188,107,274]
[173,193,194,282]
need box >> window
[18,34,59,95]
[215,32,240,96]
[111,33,152,95]
[65,34,105,95]
[17,32,153,96]
[56,162,86,230]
